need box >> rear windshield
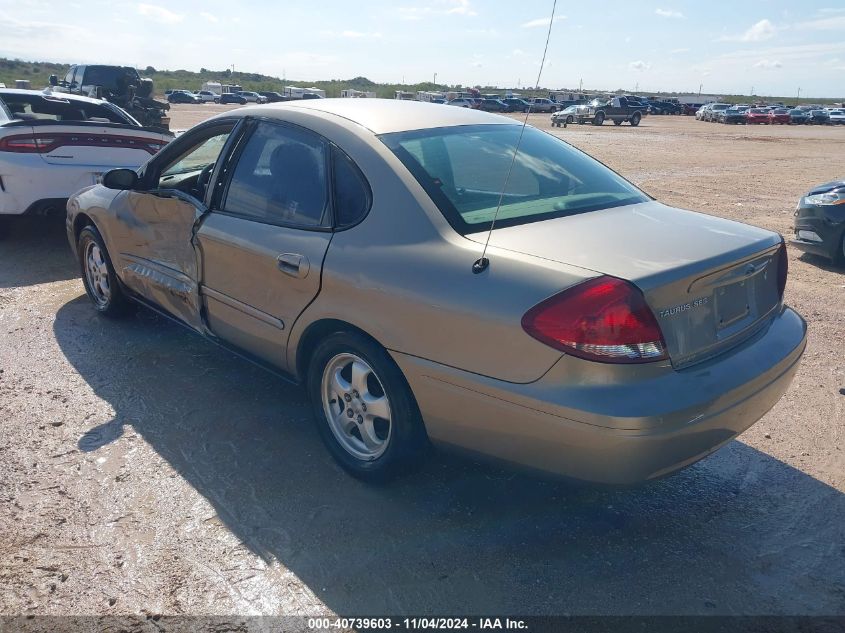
[0,93,136,125]
[381,124,649,234]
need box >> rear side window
[332,149,370,227]
[223,121,329,228]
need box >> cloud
[753,59,783,69]
[655,8,684,18]
[511,48,526,57]
[398,1,476,20]
[341,30,382,38]
[446,0,476,16]
[521,15,566,28]
[137,3,183,24]
[199,11,218,23]
[796,15,845,30]
[629,60,651,71]
[721,19,777,42]
[671,47,690,53]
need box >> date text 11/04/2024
[307,617,528,630]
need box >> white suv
[194,90,219,103]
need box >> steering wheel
[194,162,215,200]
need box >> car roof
[225,98,521,134]
[0,88,111,107]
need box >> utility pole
[579,78,583,92]
[634,82,639,93]
[797,87,801,100]
[698,83,702,97]
[434,72,437,86]
[751,86,754,96]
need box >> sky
[1,0,844,97]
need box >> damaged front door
[115,122,235,330]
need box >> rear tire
[307,331,429,482]
[77,225,131,318]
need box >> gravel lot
[1,105,843,618]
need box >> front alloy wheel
[78,226,130,317]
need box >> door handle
[277,253,310,279]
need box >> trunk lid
[33,123,170,169]
[469,201,783,368]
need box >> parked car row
[696,103,844,125]
[446,96,561,112]
[165,89,273,105]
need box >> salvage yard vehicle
[722,108,746,125]
[524,97,558,113]
[703,103,730,122]
[827,109,845,125]
[768,108,791,125]
[745,108,770,125]
[791,178,845,263]
[807,110,831,125]
[167,91,201,104]
[789,109,810,125]
[551,105,578,126]
[219,93,247,105]
[237,91,267,104]
[66,100,806,484]
[50,64,170,131]
[575,96,646,126]
[0,89,171,237]
[195,90,220,103]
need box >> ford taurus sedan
[66,100,807,483]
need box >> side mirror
[102,168,138,190]
[49,74,58,86]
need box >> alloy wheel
[321,353,392,461]
[84,242,111,307]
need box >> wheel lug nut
[357,415,363,424]
[346,409,353,417]
[352,390,359,398]
[361,403,367,411]
[344,393,351,402]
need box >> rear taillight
[0,133,165,154]
[777,237,788,299]
[522,276,668,364]
[0,134,42,152]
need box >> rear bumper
[393,306,806,484]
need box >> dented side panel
[111,190,204,330]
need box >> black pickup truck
[574,96,646,126]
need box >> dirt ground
[1,105,843,619]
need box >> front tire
[77,226,131,318]
[630,112,641,126]
[307,331,428,481]
[592,112,605,126]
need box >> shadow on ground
[0,217,77,287]
[798,252,844,273]
[53,296,845,616]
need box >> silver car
[66,100,806,483]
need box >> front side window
[381,124,648,234]
[222,121,329,227]
[161,132,230,180]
